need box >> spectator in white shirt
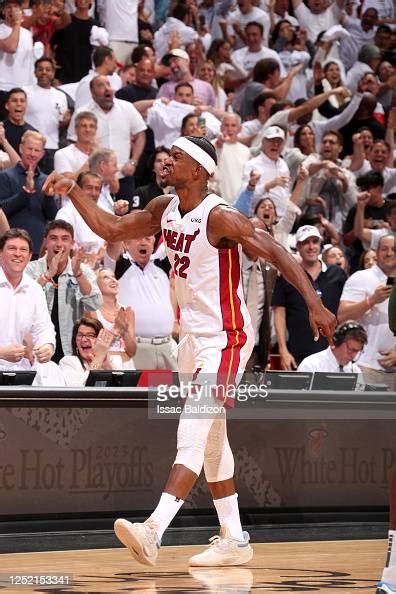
[338,233,395,388]
[211,113,251,204]
[240,125,290,217]
[234,165,307,249]
[0,0,35,119]
[339,6,378,71]
[345,44,381,93]
[231,21,285,81]
[74,45,122,109]
[154,3,198,61]
[269,0,299,28]
[99,0,138,66]
[298,320,368,374]
[361,0,394,21]
[54,111,98,185]
[227,0,270,49]
[68,75,147,201]
[0,227,60,385]
[56,171,106,259]
[24,57,70,173]
[59,316,119,386]
[198,0,233,40]
[148,81,221,148]
[290,0,344,44]
[105,236,177,370]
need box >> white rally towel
[147,99,221,148]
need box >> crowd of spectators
[0,0,394,388]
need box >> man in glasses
[297,320,367,373]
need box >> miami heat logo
[163,228,200,278]
[163,228,200,253]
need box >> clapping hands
[114,307,134,338]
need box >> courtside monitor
[0,371,36,386]
[86,370,141,388]
[264,371,312,391]
[311,372,358,392]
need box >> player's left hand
[309,304,337,346]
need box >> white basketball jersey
[161,193,252,339]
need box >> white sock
[387,530,396,567]
[381,531,396,583]
[213,492,244,541]
[150,492,184,540]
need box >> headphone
[333,320,367,346]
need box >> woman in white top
[59,317,116,386]
[85,268,136,369]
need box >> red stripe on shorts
[217,248,247,408]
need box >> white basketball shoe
[114,518,161,566]
[377,565,396,593]
[189,527,253,567]
[377,583,396,593]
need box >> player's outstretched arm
[209,206,337,344]
[42,172,171,242]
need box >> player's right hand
[280,350,297,370]
[309,304,337,346]
[42,171,75,196]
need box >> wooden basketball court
[0,539,385,592]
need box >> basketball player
[43,136,336,568]
[377,283,396,594]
